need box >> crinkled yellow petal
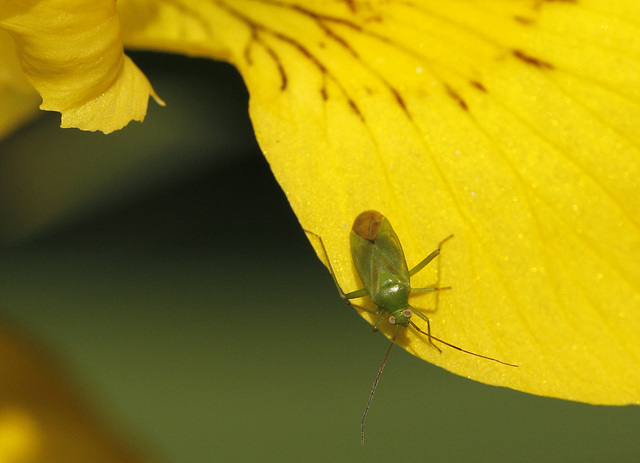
[113,1,640,404]
[0,0,163,133]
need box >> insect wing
[350,214,410,303]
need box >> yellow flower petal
[92,1,640,403]
[0,0,163,133]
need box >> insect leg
[409,320,518,367]
[350,302,382,315]
[411,285,451,293]
[408,234,453,277]
[343,288,369,299]
[372,313,386,332]
[407,304,442,353]
[304,229,367,300]
[350,303,384,332]
[410,234,453,317]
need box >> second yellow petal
[0,0,162,133]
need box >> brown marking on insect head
[352,211,385,242]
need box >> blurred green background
[0,53,638,463]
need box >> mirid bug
[305,210,516,444]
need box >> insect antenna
[409,321,518,367]
[361,326,398,445]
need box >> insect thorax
[370,277,410,316]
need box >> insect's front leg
[409,305,442,353]
[348,302,384,332]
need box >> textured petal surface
[0,0,162,133]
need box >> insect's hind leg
[410,234,453,314]
[304,229,368,300]
[411,285,452,294]
[408,234,453,277]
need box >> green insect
[305,210,516,444]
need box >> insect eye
[388,316,396,325]
[402,309,412,319]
